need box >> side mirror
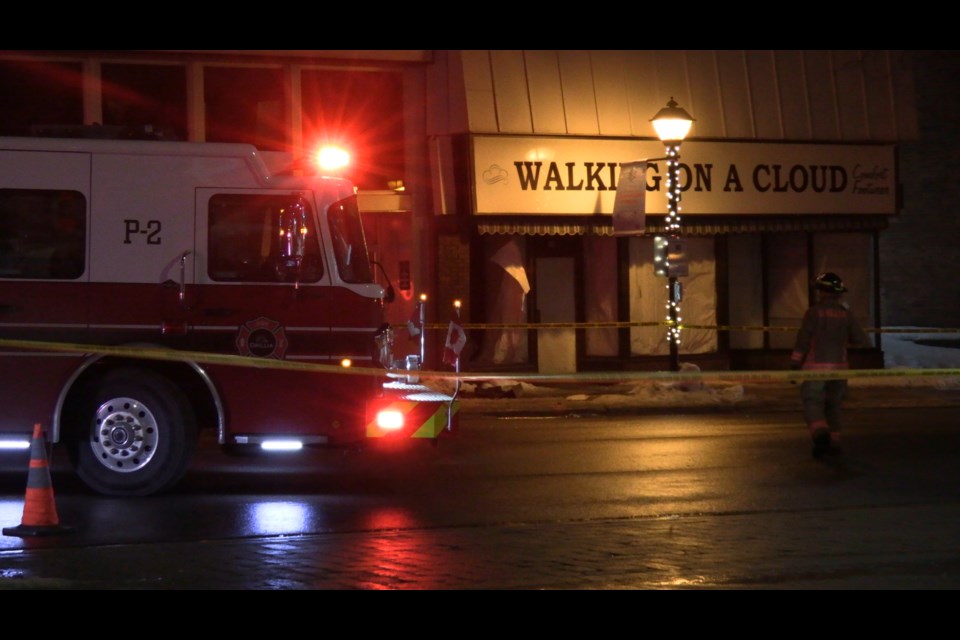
[370,260,397,304]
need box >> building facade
[1,50,943,373]
[424,50,917,372]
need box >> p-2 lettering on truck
[0,136,458,496]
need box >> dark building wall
[432,231,472,367]
[881,51,960,327]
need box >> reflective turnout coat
[790,295,870,370]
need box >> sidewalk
[450,372,960,417]
[447,326,960,416]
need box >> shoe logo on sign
[236,317,289,359]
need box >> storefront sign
[472,135,897,216]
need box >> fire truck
[0,135,458,497]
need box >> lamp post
[651,98,694,372]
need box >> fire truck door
[192,189,334,361]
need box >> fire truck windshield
[328,196,373,284]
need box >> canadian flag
[443,312,467,367]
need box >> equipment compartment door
[0,149,91,435]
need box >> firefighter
[790,272,871,458]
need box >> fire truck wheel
[68,368,199,497]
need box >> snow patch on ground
[426,328,960,403]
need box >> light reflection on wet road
[0,406,958,589]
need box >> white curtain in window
[584,235,619,356]
[628,236,717,356]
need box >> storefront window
[476,236,530,365]
[767,233,816,349]
[629,236,717,356]
[765,231,876,350]
[584,235,618,356]
[812,232,875,347]
[726,234,765,349]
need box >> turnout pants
[800,379,848,440]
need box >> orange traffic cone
[3,423,74,537]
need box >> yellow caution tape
[1,337,957,384]
[404,322,960,334]
[0,337,385,377]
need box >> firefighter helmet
[815,272,847,293]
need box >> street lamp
[651,97,694,372]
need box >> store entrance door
[535,256,576,373]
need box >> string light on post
[651,97,694,372]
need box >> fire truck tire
[68,368,199,497]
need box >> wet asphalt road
[0,401,958,589]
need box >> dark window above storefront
[0,59,83,136]
[204,66,289,151]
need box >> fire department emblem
[236,317,289,359]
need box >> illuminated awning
[476,215,890,236]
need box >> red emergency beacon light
[315,145,350,174]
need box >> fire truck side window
[208,194,323,283]
[328,197,373,284]
[0,189,86,280]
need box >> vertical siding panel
[623,51,662,138]
[746,50,783,139]
[715,50,754,138]
[425,50,450,135]
[775,50,812,140]
[524,50,567,134]
[833,50,870,140]
[890,50,919,140]
[490,50,533,134]
[457,49,918,142]
[557,50,600,135]
[426,50,469,135]
[804,50,841,140]
[862,50,897,141]
[686,50,725,139]
[591,50,633,136]
[653,50,692,111]
[460,50,499,133]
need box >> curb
[455,380,960,417]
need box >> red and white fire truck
[0,135,458,496]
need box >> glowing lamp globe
[651,98,695,143]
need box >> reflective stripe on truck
[366,390,459,439]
